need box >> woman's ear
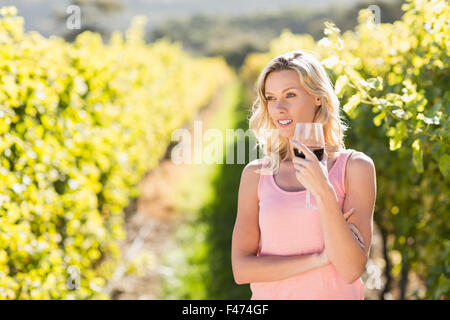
[313,98,322,118]
[315,97,322,107]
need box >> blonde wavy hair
[249,50,348,174]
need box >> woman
[231,50,376,300]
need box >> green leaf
[366,77,383,91]
[373,111,385,127]
[412,139,424,173]
[343,92,361,116]
[389,122,408,151]
[334,75,348,98]
[438,154,450,177]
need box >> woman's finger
[295,171,304,183]
[349,223,363,240]
[292,156,309,166]
[289,139,315,161]
[349,224,365,247]
[349,228,365,248]
[343,208,356,220]
[320,150,328,167]
[293,163,304,172]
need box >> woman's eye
[266,93,294,101]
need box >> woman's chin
[278,128,293,138]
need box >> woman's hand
[343,208,366,248]
[316,247,330,267]
[315,207,365,268]
[289,139,331,197]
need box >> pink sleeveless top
[250,149,365,300]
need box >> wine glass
[293,122,325,209]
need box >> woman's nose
[274,100,287,111]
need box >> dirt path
[107,87,228,300]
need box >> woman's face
[264,69,321,139]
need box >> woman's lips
[277,119,293,127]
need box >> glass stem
[306,190,311,208]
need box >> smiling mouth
[277,119,293,126]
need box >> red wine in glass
[293,122,325,210]
[294,146,324,161]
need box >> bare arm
[231,161,327,285]
[233,253,328,285]
[315,152,376,283]
[288,141,376,284]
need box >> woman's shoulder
[241,156,274,181]
[239,158,266,196]
[343,149,377,199]
[347,149,375,168]
[242,158,265,177]
[345,149,376,182]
